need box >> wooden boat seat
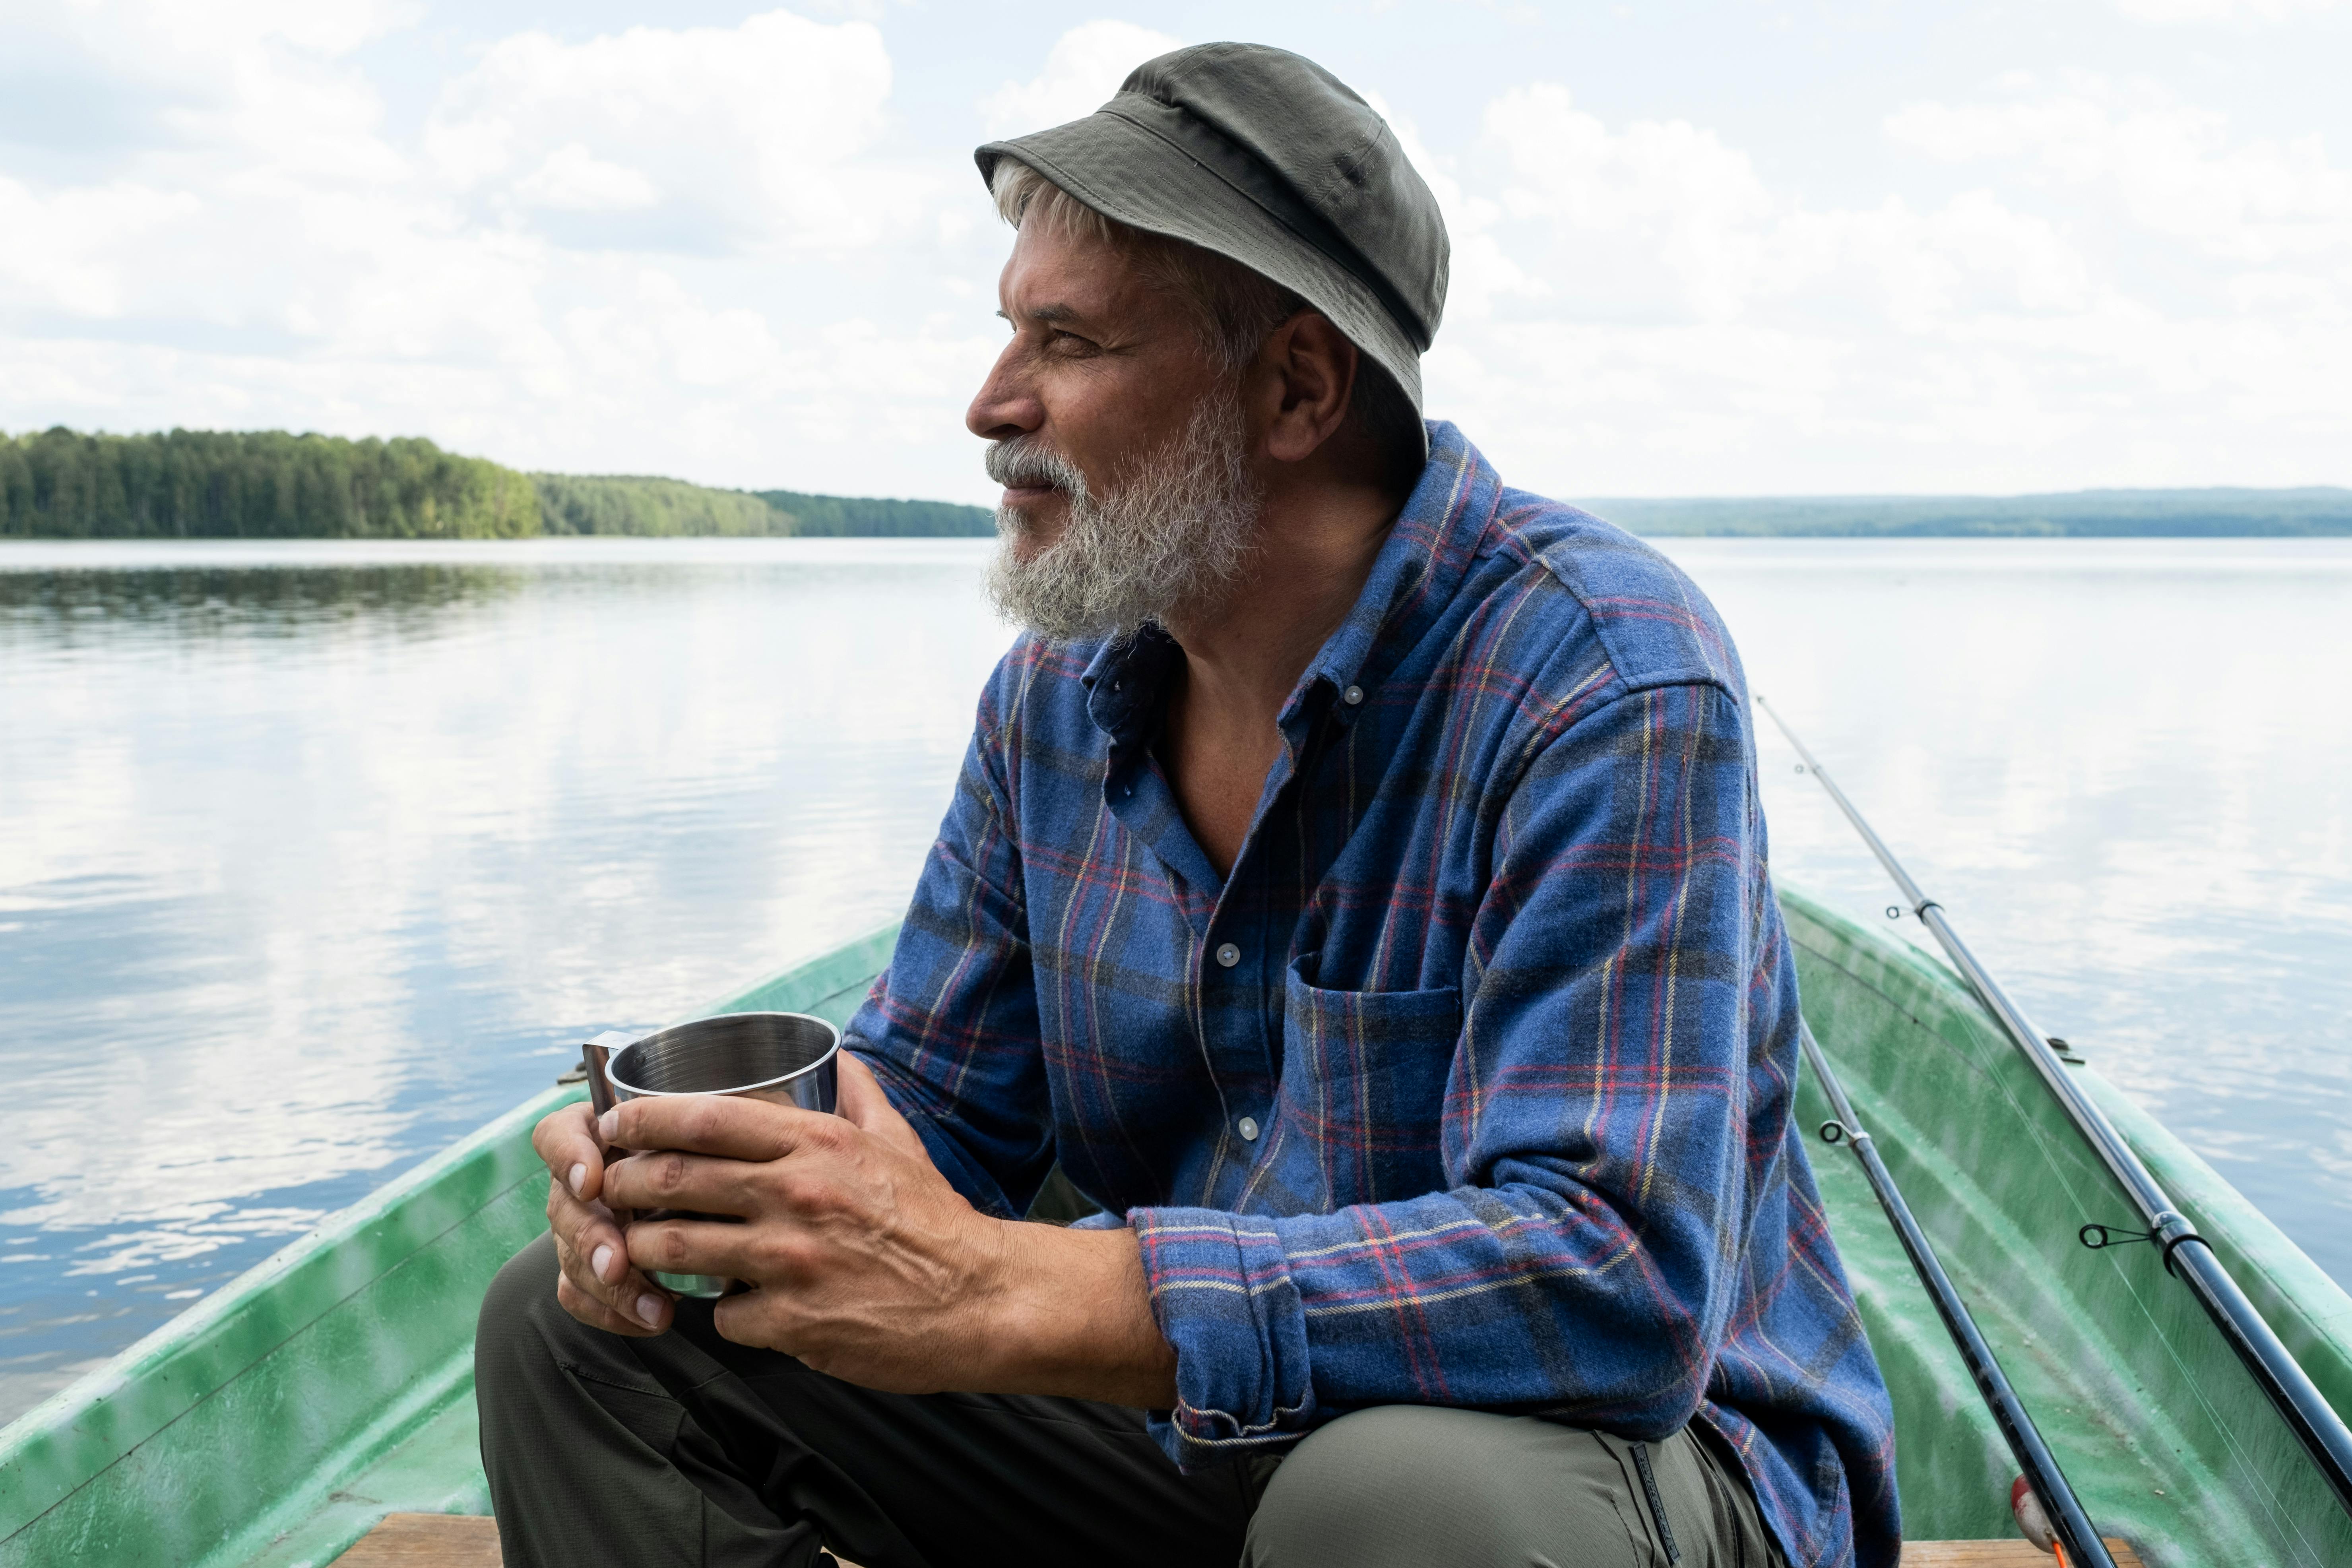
[334,1512,2148,1566]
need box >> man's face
[965,217,1264,642]
[968,219,1223,552]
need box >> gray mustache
[985,437,1088,498]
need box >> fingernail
[592,1244,614,1282]
[567,1163,587,1198]
[636,1294,663,1327]
[598,1108,619,1141]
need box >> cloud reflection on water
[0,539,1017,1415]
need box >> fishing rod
[1757,694,2352,1521]
[1797,1020,2115,1568]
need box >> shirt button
[1237,1116,1260,1142]
[1342,684,1365,706]
[1214,942,1240,968]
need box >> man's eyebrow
[997,303,1086,326]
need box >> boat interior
[1,895,2346,1566]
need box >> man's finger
[624,1214,774,1285]
[533,1101,607,1203]
[546,1174,626,1266]
[547,1180,673,1331]
[555,1269,666,1337]
[601,1093,839,1163]
[602,1148,772,1218]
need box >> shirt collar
[1078,419,1491,743]
[1080,624,1182,753]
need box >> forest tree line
[14,425,2344,541]
[751,488,994,537]
[1,428,995,539]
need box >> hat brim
[979,103,1427,460]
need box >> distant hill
[0,427,994,540]
[1580,488,2352,537]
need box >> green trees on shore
[0,428,996,539]
[0,428,542,539]
[533,474,785,537]
[752,489,993,537]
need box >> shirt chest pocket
[1276,951,1461,1209]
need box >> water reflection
[0,537,2345,1421]
[1664,538,2352,1293]
[0,560,523,644]
[0,539,1018,1416]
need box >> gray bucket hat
[975,42,1449,456]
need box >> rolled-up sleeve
[1132,679,1770,1467]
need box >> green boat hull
[1,893,2345,1565]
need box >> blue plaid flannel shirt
[848,421,1899,1568]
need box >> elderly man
[477,41,1898,1568]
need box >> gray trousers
[477,1233,1783,1568]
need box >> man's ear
[1261,311,1359,465]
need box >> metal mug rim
[606,1011,842,1100]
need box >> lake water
[1,535,2346,1422]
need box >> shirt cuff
[1130,1206,1316,1469]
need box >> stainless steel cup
[591,1012,841,1298]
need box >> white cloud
[12,0,413,181]
[2,7,2348,499]
[27,0,417,72]
[2113,0,2350,21]
[1476,85,2093,329]
[426,11,916,254]
[0,4,1005,496]
[514,143,660,213]
[978,20,1181,137]
[180,0,420,57]
[0,177,198,316]
[1485,84,1775,322]
[1430,78,2350,494]
[1887,85,2352,263]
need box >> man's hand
[598,1054,1179,1406]
[532,1099,674,1337]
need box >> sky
[2,0,2348,504]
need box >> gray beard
[983,392,1260,644]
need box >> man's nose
[966,342,1043,442]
